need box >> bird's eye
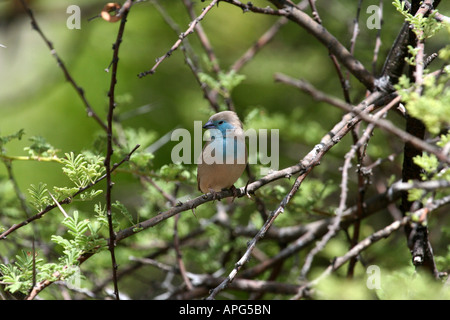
[218,121,224,125]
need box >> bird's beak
[202,120,215,129]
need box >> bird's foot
[208,188,221,202]
[229,185,240,202]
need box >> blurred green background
[0,0,449,299]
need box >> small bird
[197,111,247,199]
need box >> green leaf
[24,136,57,157]
[79,189,103,201]
[198,70,246,98]
[112,200,134,226]
[60,152,105,189]
[62,211,89,235]
[413,153,438,176]
[159,163,192,182]
[0,129,25,154]
[28,182,49,212]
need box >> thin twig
[21,144,140,299]
[401,0,438,278]
[228,0,308,72]
[293,216,411,299]
[182,0,220,74]
[231,17,288,72]
[174,213,194,290]
[372,0,384,75]
[223,0,375,90]
[48,191,69,219]
[149,0,220,112]
[273,73,450,164]
[138,0,219,77]
[301,95,402,278]
[293,193,450,299]
[182,0,235,111]
[18,0,109,135]
[104,0,134,301]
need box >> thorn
[48,191,69,218]
[191,206,197,218]
[244,180,252,199]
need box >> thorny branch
[222,0,376,90]
[18,0,109,136]
[138,0,220,77]
[103,0,134,301]
[293,216,412,299]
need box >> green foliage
[24,136,58,158]
[376,267,450,299]
[159,163,193,182]
[317,265,450,299]
[28,182,50,212]
[393,0,450,136]
[0,211,107,295]
[51,211,107,258]
[117,127,156,170]
[413,153,439,178]
[407,134,450,204]
[405,45,420,66]
[407,147,450,205]
[112,200,135,226]
[397,75,450,135]
[199,70,246,100]
[60,152,105,189]
[54,152,105,201]
[0,250,43,294]
[26,151,106,210]
[0,129,25,154]
[393,0,444,40]
[316,275,374,300]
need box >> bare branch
[223,0,376,90]
[104,0,134,300]
[274,74,450,164]
[18,0,109,135]
[138,0,219,77]
[292,216,411,299]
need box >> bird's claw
[229,185,240,202]
[209,188,221,202]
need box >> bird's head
[202,111,243,137]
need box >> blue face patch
[214,120,235,135]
